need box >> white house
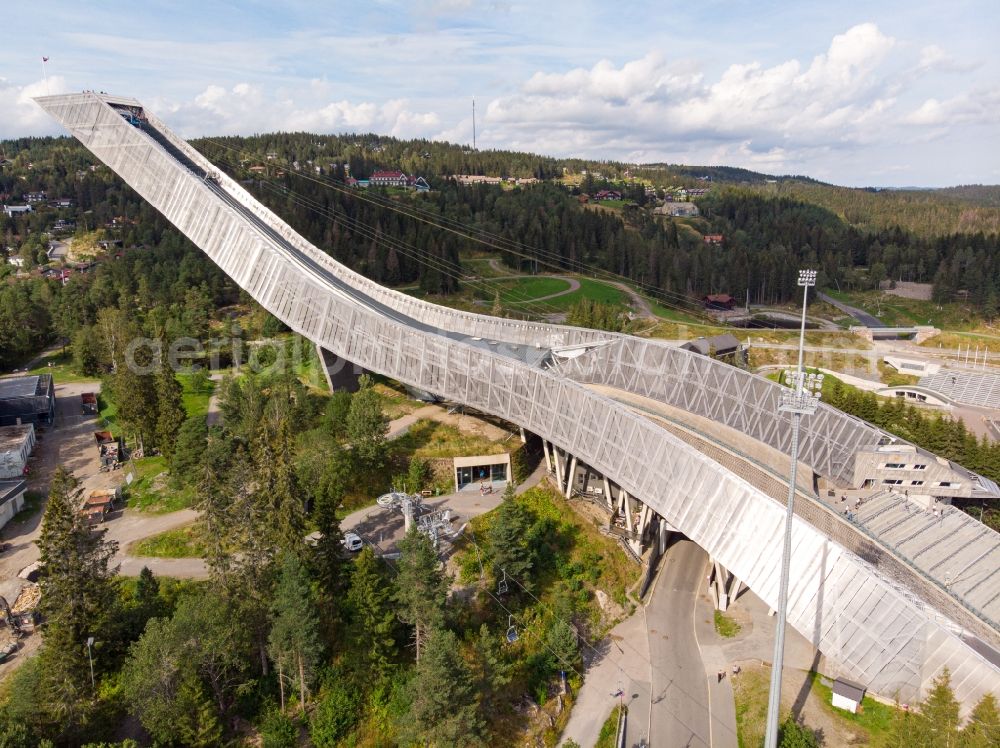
[0,424,35,479]
[831,677,867,714]
[2,205,32,217]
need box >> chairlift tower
[376,490,423,533]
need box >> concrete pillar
[565,455,578,498]
[519,427,527,444]
[713,560,730,611]
[637,503,651,541]
[542,441,552,473]
[316,344,365,392]
[622,491,634,535]
[603,476,613,511]
[553,447,564,487]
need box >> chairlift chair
[505,615,519,644]
[498,569,509,595]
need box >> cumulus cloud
[904,89,1000,127]
[157,83,441,140]
[486,22,905,162]
[0,76,71,138]
[476,22,1000,181]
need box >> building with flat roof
[0,375,56,427]
[0,424,35,479]
[453,453,511,491]
[0,479,27,530]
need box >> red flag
[42,57,49,62]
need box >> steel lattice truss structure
[35,92,1000,706]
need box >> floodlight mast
[764,268,820,748]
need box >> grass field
[23,350,97,384]
[176,373,215,419]
[97,391,119,435]
[124,456,197,513]
[733,663,769,747]
[393,419,506,460]
[130,523,206,558]
[500,276,573,303]
[809,672,897,739]
[714,610,741,638]
[823,287,992,331]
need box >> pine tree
[155,365,186,461]
[488,483,535,588]
[400,627,484,747]
[36,466,118,733]
[960,693,999,748]
[268,554,323,714]
[395,529,448,662]
[346,547,397,679]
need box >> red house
[704,234,724,245]
[702,294,736,311]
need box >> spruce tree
[155,365,186,461]
[488,483,534,588]
[36,466,118,733]
[395,528,448,662]
[268,554,323,714]
[346,547,397,679]
[401,627,484,747]
[960,693,999,748]
[918,668,961,747]
[171,417,208,486]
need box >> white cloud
[157,83,442,140]
[904,89,1000,127]
[0,76,71,138]
[477,22,1000,174]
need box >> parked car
[342,532,363,552]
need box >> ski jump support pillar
[708,556,745,612]
[316,344,365,392]
[565,455,578,498]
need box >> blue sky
[2,0,998,186]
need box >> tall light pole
[763,268,822,748]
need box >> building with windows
[369,170,409,188]
[852,443,984,501]
[453,453,511,491]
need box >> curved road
[818,291,886,328]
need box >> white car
[342,532,363,552]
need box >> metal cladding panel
[35,92,1000,707]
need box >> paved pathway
[561,607,652,748]
[818,291,886,328]
[646,538,712,747]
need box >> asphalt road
[647,538,712,748]
[817,291,886,328]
